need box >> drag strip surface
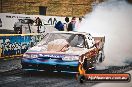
[0,63,132,87]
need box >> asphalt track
[0,59,132,87]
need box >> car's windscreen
[37,33,85,48]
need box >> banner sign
[0,34,44,58]
[0,13,72,31]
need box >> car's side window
[69,35,79,47]
[69,35,85,48]
[77,35,85,48]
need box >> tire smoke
[78,0,132,67]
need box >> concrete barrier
[0,34,45,59]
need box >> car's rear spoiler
[93,36,105,43]
[93,36,105,50]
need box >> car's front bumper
[21,58,79,73]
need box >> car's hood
[26,45,88,56]
[26,39,88,56]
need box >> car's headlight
[23,54,38,58]
[62,55,79,61]
[30,54,38,58]
[23,54,30,58]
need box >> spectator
[55,21,64,31]
[67,17,76,31]
[76,17,83,30]
[64,17,69,31]
[35,17,42,33]
[79,17,82,23]
[65,17,69,23]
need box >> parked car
[21,31,105,74]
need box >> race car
[21,31,105,74]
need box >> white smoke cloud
[78,0,132,67]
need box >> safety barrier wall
[0,34,45,59]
